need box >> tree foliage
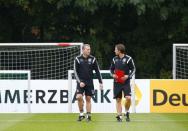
[0,0,188,78]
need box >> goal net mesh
[0,44,81,79]
[174,45,188,79]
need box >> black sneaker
[116,115,122,122]
[86,115,91,122]
[77,115,85,121]
[125,112,130,122]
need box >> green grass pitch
[0,113,188,131]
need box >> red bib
[114,69,125,84]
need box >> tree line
[0,0,188,78]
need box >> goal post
[0,70,31,113]
[68,70,136,113]
[173,44,188,79]
[0,43,83,80]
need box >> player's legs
[85,85,94,122]
[77,94,85,121]
[76,94,84,114]
[85,95,91,113]
[116,97,123,122]
[85,95,92,121]
[76,85,85,121]
[125,95,131,122]
[123,82,131,122]
[116,97,122,116]
[125,96,131,112]
[114,86,123,122]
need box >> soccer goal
[0,70,31,113]
[0,43,83,80]
[173,44,188,79]
[0,43,83,113]
[68,70,136,113]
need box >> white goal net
[173,44,188,79]
[0,43,83,79]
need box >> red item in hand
[114,69,125,84]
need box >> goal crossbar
[0,43,83,46]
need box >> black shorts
[76,82,95,96]
[113,81,131,99]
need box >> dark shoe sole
[125,113,130,122]
[77,116,85,121]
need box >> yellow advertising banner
[150,80,188,113]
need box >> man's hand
[80,82,85,88]
[99,83,103,90]
[121,75,129,81]
[112,74,118,79]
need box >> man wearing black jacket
[110,43,136,122]
[74,44,103,122]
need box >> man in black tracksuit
[110,43,136,122]
[74,44,103,122]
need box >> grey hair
[82,44,90,50]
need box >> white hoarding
[0,79,150,113]
[0,80,29,113]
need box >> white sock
[125,109,129,113]
[118,113,122,116]
[80,112,84,116]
